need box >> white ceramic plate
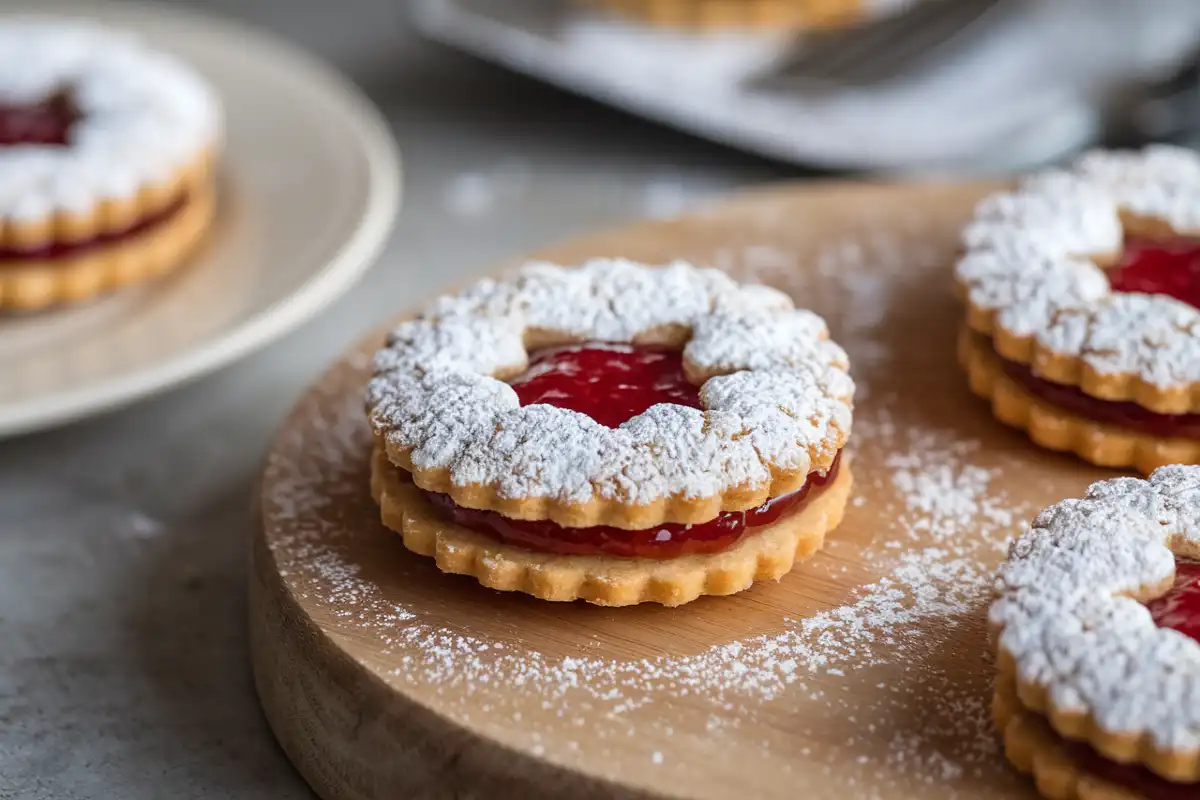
[0,1,401,438]
[412,0,1200,174]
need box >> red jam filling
[0,91,79,147]
[1000,358,1200,440]
[420,452,841,559]
[998,235,1200,437]
[984,235,1200,438]
[509,343,701,429]
[0,194,188,263]
[0,90,188,265]
[1109,235,1200,310]
[415,341,837,558]
[1067,742,1195,800]
[1060,560,1200,800]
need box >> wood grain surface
[252,180,1124,799]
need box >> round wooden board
[252,180,1124,800]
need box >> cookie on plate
[956,145,1200,472]
[365,259,855,606]
[0,18,221,310]
[990,466,1200,798]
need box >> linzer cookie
[990,467,1200,799]
[955,145,1200,472]
[583,0,913,30]
[0,19,220,309]
[365,259,854,606]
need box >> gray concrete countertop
[0,1,791,797]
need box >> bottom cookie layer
[0,182,216,310]
[584,0,866,28]
[994,679,1195,800]
[369,447,853,607]
[958,328,1200,474]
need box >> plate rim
[0,1,402,438]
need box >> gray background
[0,1,787,797]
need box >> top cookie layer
[990,465,1200,781]
[0,18,220,225]
[366,259,854,529]
[955,145,1200,413]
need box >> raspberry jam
[1109,236,1200,310]
[1001,235,1200,436]
[0,91,79,146]
[1148,559,1200,643]
[421,452,841,559]
[1063,560,1200,799]
[1068,741,1194,800]
[1000,358,1200,440]
[0,194,187,262]
[509,343,701,429]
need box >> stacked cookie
[991,467,1200,800]
[0,19,221,309]
[365,259,855,606]
[955,146,1200,474]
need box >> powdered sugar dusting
[992,466,1200,750]
[0,17,220,221]
[955,145,1200,394]
[265,215,1036,794]
[367,260,852,511]
[267,391,1023,793]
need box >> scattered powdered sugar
[637,174,729,220]
[884,435,1015,547]
[266,219,1034,792]
[442,159,533,219]
[117,510,165,541]
[268,394,1022,790]
[715,223,945,400]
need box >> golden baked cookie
[0,20,221,309]
[0,177,215,309]
[365,259,855,605]
[958,327,1200,474]
[371,445,852,606]
[989,469,1200,797]
[993,678,1187,800]
[955,146,1200,469]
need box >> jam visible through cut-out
[1000,236,1200,436]
[0,195,189,264]
[999,356,1200,440]
[1054,561,1200,799]
[1148,558,1200,643]
[419,452,841,559]
[416,341,839,557]
[509,342,701,429]
[0,91,79,146]
[0,88,188,266]
[1109,235,1200,310]
[1063,559,1200,798]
